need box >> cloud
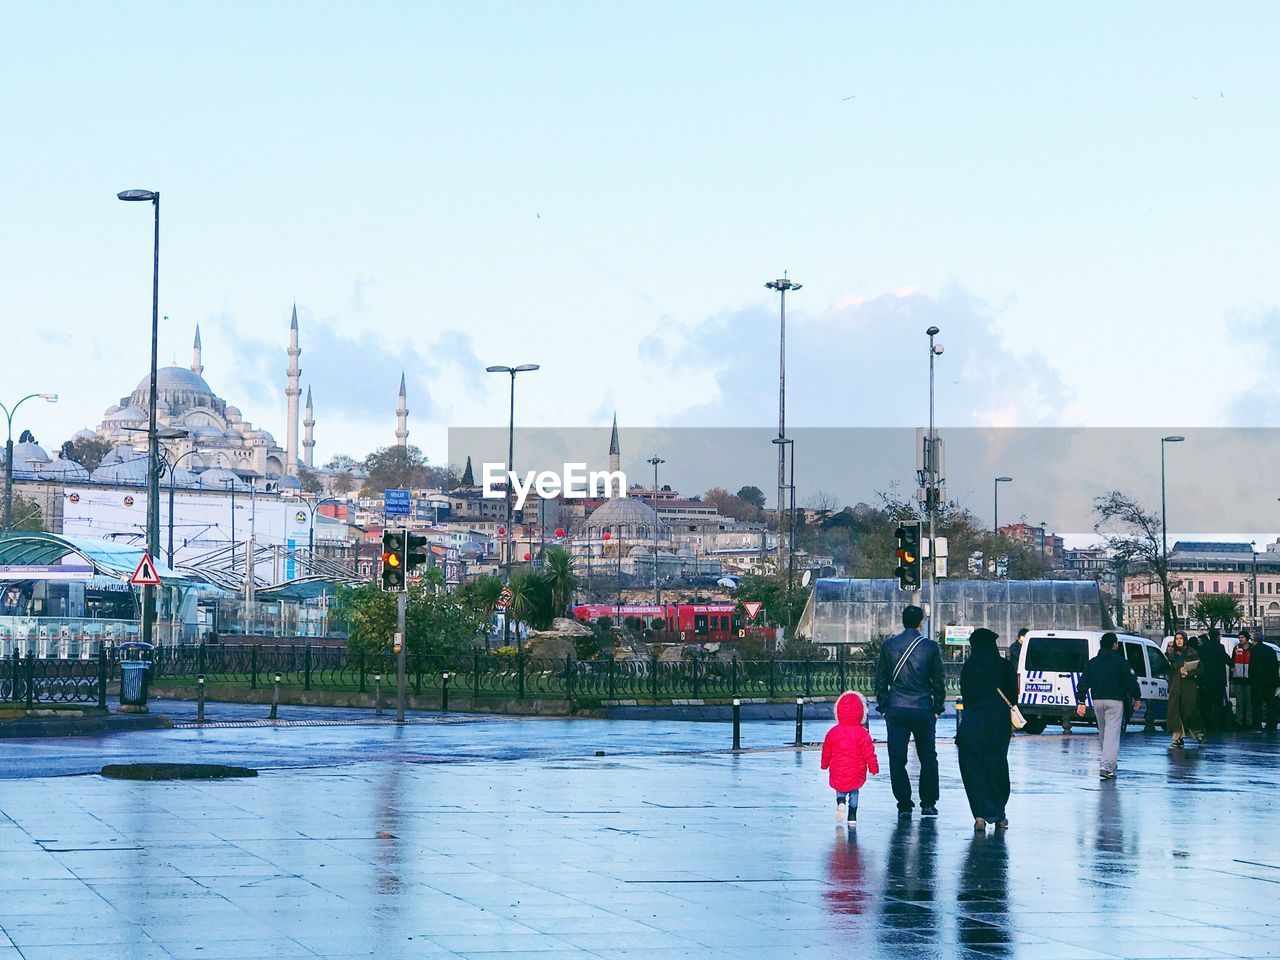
[1224,308,1280,426]
[641,283,1075,429]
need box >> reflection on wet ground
[2,717,1280,958]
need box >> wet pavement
[2,717,1280,959]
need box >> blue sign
[384,488,411,517]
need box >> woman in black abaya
[958,628,1018,832]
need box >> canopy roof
[0,532,189,583]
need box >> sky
[2,1,1278,535]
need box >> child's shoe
[835,802,847,823]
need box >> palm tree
[463,574,504,620]
[507,567,553,630]
[541,547,579,616]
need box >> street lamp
[993,476,1012,534]
[486,363,539,646]
[1,393,58,532]
[1251,539,1259,628]
[304,496,346,574]
[647,455,665,605]
[118,187,161,653]
[925,326,943,640]
[1160,435,1185,634]
[765,274,801,550]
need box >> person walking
[1232,631,1254,729]
[1250,638,1279,733]
[820,691,880,828]
[875,605,947,817]
[1007,628,1028,670]
[957,628,1017,832]
[1197,628,1230,731]
[1165,631,1203,747]
[1075,632,1141,779]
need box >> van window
[1123,643,1148,678]
[1148,646,1169,679]
[1025,636,1089,674]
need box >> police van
[1015,630,1169,734]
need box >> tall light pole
[772,436,796,594]
[486,363,539,646]
[926,326,943,640]
[118,187,161,651]
[1,393,58,532]
[1251,539,1259,628]
[1160,435,1184,634]
[306,496,345,573]
[993,476,1012,534]
[647,455,665,604]
[765,274,801,569]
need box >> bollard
[795,696,804,747]
[374,674,383,716]
[269,672,281,720]
[955,696,963,736]
[732,697,742,750]
[197,675,206,723]
[441,672,450,712]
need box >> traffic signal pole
[396,587,407,724]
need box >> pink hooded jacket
[820,691,880,792]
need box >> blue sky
[2,1,1278,508]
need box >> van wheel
[1022,718,1047,735]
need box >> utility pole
[925,326,943,641]
[396,581,407,724]
[766,274,800,579]
[648,455,665,605]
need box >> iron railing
[147,644,964,704]
[0,650,111,708]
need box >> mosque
[5,306,410,492]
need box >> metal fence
[149,644,964,704]
[0,651,111,708]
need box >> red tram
[570,603,773,643]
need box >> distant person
[875,605,947,817]
[1250,638,1279,733]
[1232,632,1254,729]
[1197,628,1230,730]
[1007,628,1028,672]
[1165,631,1203,747]
[820,691,880,828]
[957,628,1017,831]
[1075,632,1141,780]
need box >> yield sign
[743,601,764,621]
[130,553,162,587]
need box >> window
[1147,645,1170,679]
[1199,581,1205,592]
[1124,643,1148,678]
[1025,636,1089,674]
[1213,581,1220,593]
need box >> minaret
[609,413,620,478]
[302,386,315,468]
[285,304,302,477]
[396,373,409,447]
[191,325,203,376]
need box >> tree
[9,494,44,532]
[506,566,555,630]
[332,471,356,495]
[460,574,504,621]
[735,572,810,635]
[60,435,112,471]
[736,485,767,510]
[541,547,579,616]
[459,456,475,488]
[1192,594,1243,632]
[703,486,762,523]
[297,465,323,494]
[325,454,359,471]
[362,444,429,494]
[331,582,489,656]
[1093,491,1175,635]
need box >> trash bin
[118,641,153,709]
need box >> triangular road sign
[743,601,763,621]
[130,553,162,587]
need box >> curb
[0,713,174,739]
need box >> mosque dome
[39,458,91,481]
[586,496,662,540]
[107,406,147,423]
[73,428,97,442]
[91,456,150,485]
[225,406,242,420]
[197,468,249,491]
[223,428,243,441]
[103,404,121,416]
[98,444,143,468]
[0,441,52,476]
[135,365,215,396]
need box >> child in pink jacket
[821,690,880,827]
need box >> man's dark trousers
[886,706,938,811]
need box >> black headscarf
[969,628,1000,657]
[960,628,1016,707]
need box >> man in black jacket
[1197,629,1230,731]
[1075,632,1141,780]
[875,605,947,816]
[1250,639,1279,733]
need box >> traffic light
[405,532,429,573]
[895,522,922,591]
[381,529,406,591]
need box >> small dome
[277,475,302,490]
[98,444,143,467]
[225,406,242,420]
[108,406,147,423]
[39,458,91,481]
[223,428,243,440]
[165,464,200,487]
[104,404,122,416]
[73,428,97,442]
[197,467,249,491]
[91,456,150,485]
[1,441,52,475]
[587,497,660,527]
[192,425,224,440]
